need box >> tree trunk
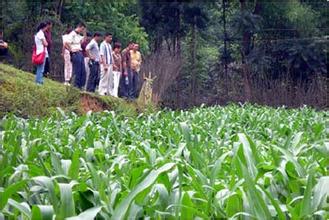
[191,16,197,106]
[176,6,182,57]
[239,0,261,102]
[222,0,229,100]
[57,0,65,20]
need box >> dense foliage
[147,1,328,108]
[0,105,328,219]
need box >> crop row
[0,105,328,219]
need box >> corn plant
[0,104,328,219]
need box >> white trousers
[84,57,90,90]
[98,65,113,96]
[64,50,72,82]
[112,71,121,97]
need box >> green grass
[0,64,138,118]
[0,104,328,219]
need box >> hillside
[0,64,137,117]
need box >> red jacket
[44,29,52,53]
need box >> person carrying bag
[33,22,48,84]
[32,45,45,65]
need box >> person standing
[98,33,114,96]
[130,43,142,98]
[120,41,134,98]
[64,22,87,89]
[62,26,73,85]
[34,22,48,84]
[43,20,52,77]
[0,30,9,62]
[85,32,102,92]
[81,32,92,90]
[112,42,122,97]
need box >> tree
[238,0,262,100]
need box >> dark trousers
[86,61,100,92]
[119,69,131,98]
[43,57,50,76]
[71,52,86,89]
[119,69,139,99]
[0,48,8,63]
[130,70,139,99]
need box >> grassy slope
[0,64,138,117]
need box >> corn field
[0,105,328,219]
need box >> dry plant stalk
[141,48,182,104]
[138,72,156,106]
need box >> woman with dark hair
[112,42,122,97]
[62,25,73,85]
[34,22,48,84]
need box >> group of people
[34,21,142,99]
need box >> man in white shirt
[85,32,102,92]
[98,33,114,96]
[64,22,87,89]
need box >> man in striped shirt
[98,33,114,96]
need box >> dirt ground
[80,93,106,113]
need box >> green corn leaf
[111,163,175,220]
[31,205,54,220]
[237,158,272,220]
[61,159,72,176]
[312,176,329,211]
[225,193,243,218]
[0,180,26,210]
[7,199,31,218]
[272,145,305,177]
[66,206,102,220]
[315,142,329,157]
[32,176,58,208]
[300,173,314,218]
[291,132,303,149]
[153,183,169,208]
[58,183,76,219]
[68,151,80,180]
[210,152,230,186]
[127,203,142,220]
[259,186,286,220]
[181,192,194,220]
[51,153,65,175]
[237,133,258,179]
